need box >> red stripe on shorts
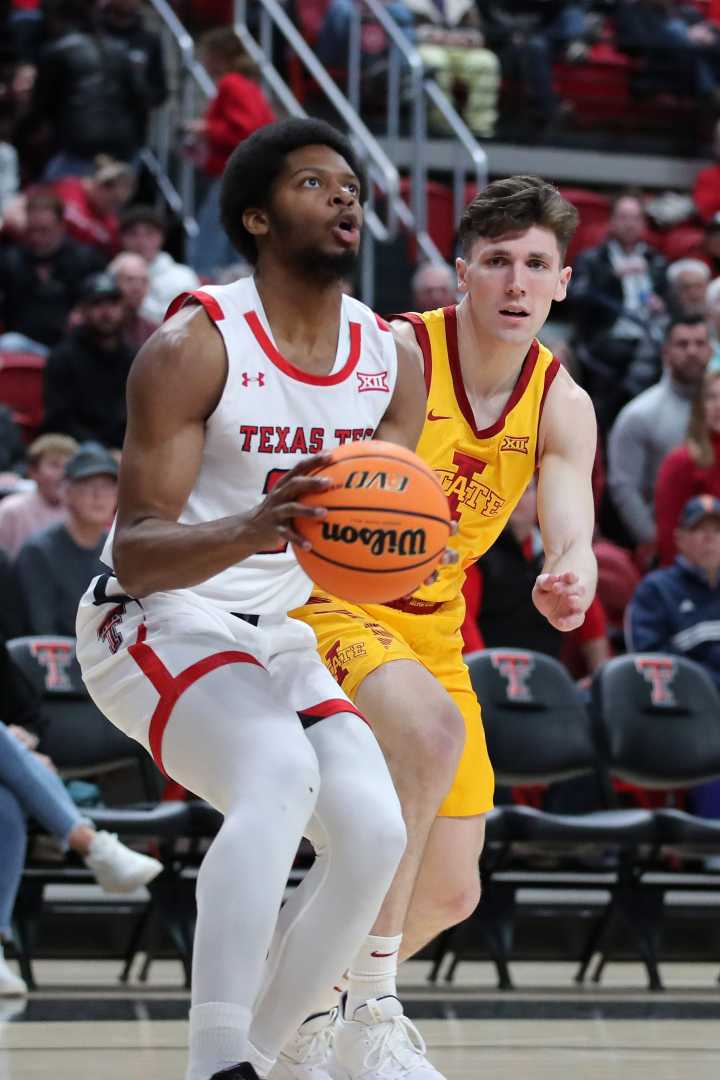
[297,697,368,727]
[128,624,264,775]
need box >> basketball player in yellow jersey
[278,177,597,1080]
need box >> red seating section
[0,352,45,442]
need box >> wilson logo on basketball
[357,370,390,393]
[320,521,427,558]
[344,469,409,494]
[501,434,529,454]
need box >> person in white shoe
[288,176,598,1079]
[0,719,163,997]
[74,118,430,1080]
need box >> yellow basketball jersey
[397,305,559,604]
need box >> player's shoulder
[544,361,593,416]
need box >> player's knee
[414,702,465,780]
[429,871,482,932]
[321,775,406,882]
[267,740,321,817]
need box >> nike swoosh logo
[370,950,399,958]
[427,410,451,421]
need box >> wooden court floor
[2,960,720,1079]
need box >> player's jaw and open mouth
[330,211,360,248]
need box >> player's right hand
[245,453,334,553]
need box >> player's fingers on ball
[283,501,327,519]
[278,525,310,550]
[441,548,459,565]
[450,521,459,536]
[289,452,334,476]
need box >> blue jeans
[188,177,239,279]
[316,0,415,67]
[0,725,86,939]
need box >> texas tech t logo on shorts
[634,656,677,706]
[491,651,535,702]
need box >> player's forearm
[540,538,598,608]
[113,515,266,597]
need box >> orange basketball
[292,440,451,604]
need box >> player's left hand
[410,522,459,593]
[532,571,587,631]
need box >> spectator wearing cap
[411,261,457,311]
[14,446,118,636]
[0,189,105,355]
[42,273,135,450]
[627,493,720,818]
[54,156,135,257]
[119,206,200,323]
[108,251,158,351]
[693,118,720,223]
[0,434,79,559]
[655,370,720,565]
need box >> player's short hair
[27,433,79,466]
[458,176,578,261]
[220,118,366,265]
[664,313,708,338]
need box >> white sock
[346,934,402,1018]
[186,1002,251,1080]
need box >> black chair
[5,636,192,986]
[430,649,656,989]
[584,653,720,988]
[6,635,162,799]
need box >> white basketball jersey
[102,277,398,614]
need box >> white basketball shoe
[269,1009,338,1080]
[332,996,446,1079]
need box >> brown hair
[458,175,579,260]
[199,27,256,77]
[26,188,65,221]
[27,433,79,466]
[687,369,720,468]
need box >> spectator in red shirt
[54,156,135,257]
[694,119,720,223]
[655,369,720,564]
[186,27,275,278]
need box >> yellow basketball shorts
[290,593,494,817]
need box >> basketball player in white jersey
[75,118,430,1080]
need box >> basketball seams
[305,505,451,528]
[312,445,447,499]
[299,547,445,574]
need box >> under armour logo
[357,370,389,393]
[241,372,265,387]
[98,604,126,655]
[31,640,73,691]
[635,657,677,706]
[491,651,535,701]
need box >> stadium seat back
[0,352,45,440]
[592,653,720,788]
[466,649,596,784]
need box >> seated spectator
[54,156,135,257]
[107,251,158,351]
[479,1,589,132]
[411,260,457,311]
[470,481,610,677]
[626,493,720,818]
[693,118,720,223]
[119,206,200,324]
[42,273,134,450]
[655,370,720,565]
[187,28,275,278]
[17,0,150,180]
[0,548,25,640]
[15,445,118,636]
[666,257,711,319]
[0,639,162,996]
[606,316,711,555]
[100,0,168,147]
[569,192,667,432]
[615,0,720,106]
[0,189,105,355]
[0,433,78,559]
[401,1,499,136]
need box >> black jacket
[0,237,105,346]
[21,30,148,160]
[567,239,668,343]
[43,326,135,449]
[100,10,168,139]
